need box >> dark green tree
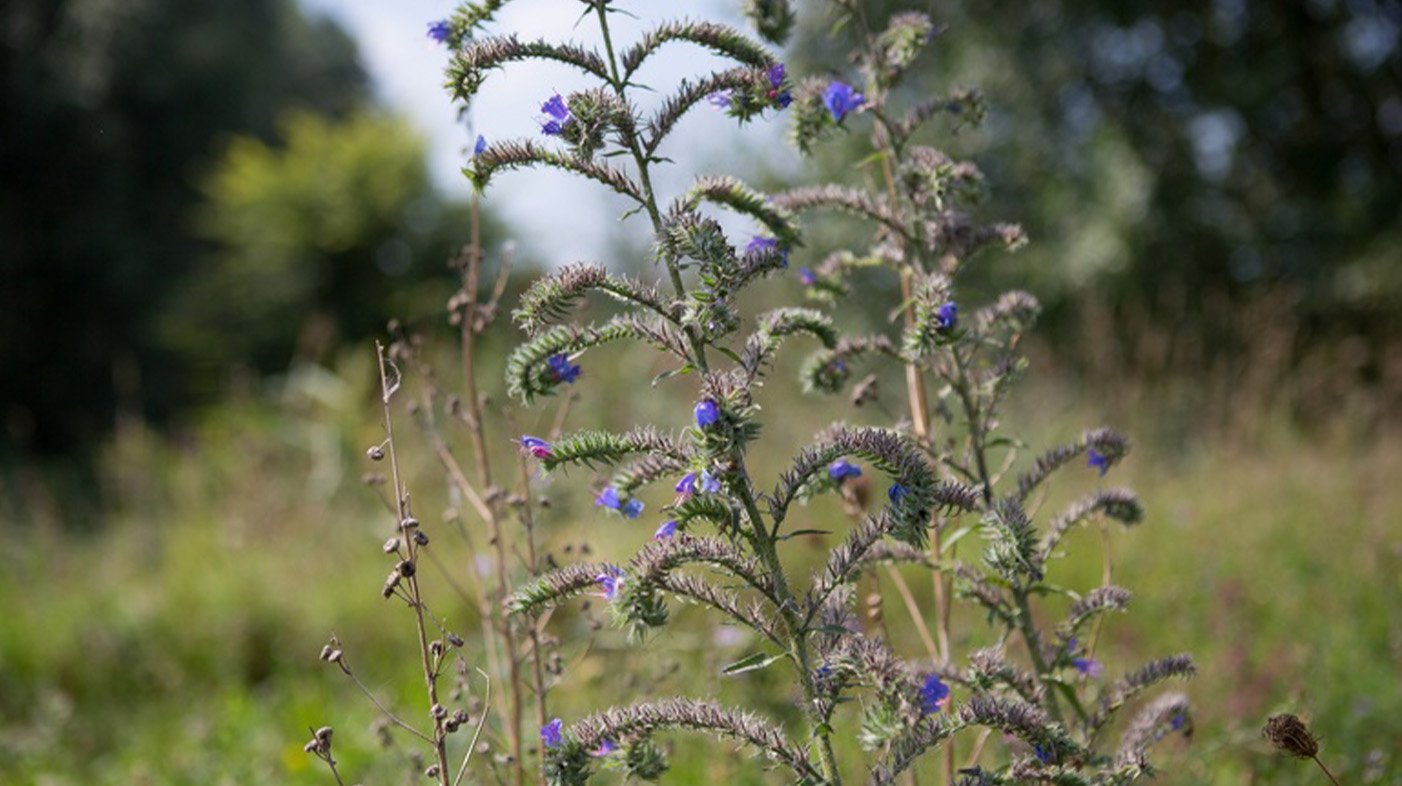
[0,0,366,455]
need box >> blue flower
[799,267,817,286]
[1170,711,1188,731]
[621,498,644,519]
[595,486,621,510]
[823,80,865,121]
[1033,744,1054,764]
[540,94,571,136]
[596,567,624,600]
[520,436,551,459]
[935,301,958,331]
[675,472,698,496]
[745,235,788,266]
[473,134,487,157]
[695,399,720,427]
[541,94,570,121]
[775,90,792,108]
[828,459,862,482]
[767,63,785,89]
[427,20,451,43]
[590,738,617,757]
[1088,448,1111,477]
[699,469,722,494]
[707,91,733,110]
[546,353,581,384]
[919,673,950,714]
[654,520,678,539]
[888,483,908,505]
[540,718,563,748]
[1072,657,1104,678]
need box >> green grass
[2,357,1399,785]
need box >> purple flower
[1072,657,1104,679]
[473,134,487,156]
[621,498,644,519]
[520,436,552,459]
[654,520,678,539]
[590,739,617,757]
[595,486,621,510]
[427,20,451,43]
[828,459,862,482]
[675,472,698,496]
[541,94,570,121]
[767,63,786,89]
[539,94,571,136]
[919,673,950,714]
[745,235,789,267]
[596,567,624,600]
[799,267,817,286]
[935,301,958,331]
[699,469,722,494]
[694,399,720,427]
[1088,448,1111,477]
[823,80,865,121]
[888,483,908,505]
[540,718,563,748]
[546,353,581,384]
[1170,711,1188,731]
[707,91,733,110]
[746,235,778,254]
[1034,744,1054,764]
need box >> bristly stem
[376,342,452,786]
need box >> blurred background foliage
[1,0,1401,784]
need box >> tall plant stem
[590,5,840,780]
[461,190,525,786]
[874,107,955,784]
[1313,756,1342,786]
[376,342,452,786]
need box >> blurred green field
[2,345,1400,786]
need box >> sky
[300,0,802,265]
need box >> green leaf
[721,651,785,675]
[779,528,832,539]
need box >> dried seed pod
[383,537,400,554]
[397,559,416,578]
[413,530,429,547]
[367,445,385,461]
[1264,714,1319,759]
[382,569,402,598]
[447,632,465,648]
[400,517,420,531]
[319,644,334,661]
[315,726,333,745]
[430,640,444,658]
[431,703,447,719]
[425,764,440,778]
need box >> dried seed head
[303,739,318,753]
[327,649,343,663]
[453,709,469,724]
[1264,714,1319,758]
[315,726,333,745]
[397,559,416,578]
[445,718,460,733]
[367,445,385,461]
[430,640,444,658]
[382,569,402,598]
[425,764,440,778]
[400,517,420,531]
[319,644,334,661]
[383,537,400,554]
[432,703,447,719]
[447,632,465,648]
[413,530,429,546]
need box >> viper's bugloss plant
[318,2,1195,785]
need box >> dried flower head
[1264,714,1320,759]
